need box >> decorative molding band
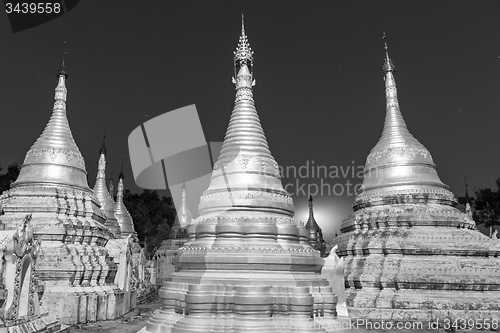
[24,148,85,168]
[366,146,433,165]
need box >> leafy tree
[0,163,20,194]
[472,179,500,238]
[458,178,500,238]
[124,189,176,257]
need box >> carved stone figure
[321,245,348,317]
[0,214,65,331]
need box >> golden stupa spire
[354,34,452,209]
[108,170,115,202]
[178,173,192,228]
[114,158,136,236]
[198,18,293,217]
[305,195,318,230]
[373,33,421,151]
[58,41,68,78]
[93,134,121,236]
[233,14,254,78]
[118,157,124,180]
[464,176,470,200]
[12,43,89,190]
[306,195,321,248]
[96,134,107,180]
[216,15,265,163]
[100,129,107,155]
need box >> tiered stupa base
[336,203,500,327]
[145,216,338,333]
[155,238,187,287]
[147,283,337,333]
[0,185,137,325]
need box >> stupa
[141,17,337,333]
[113,165,156,302]
[0,54,133,325]
[93,135,121,236]
[335,39,500,325]
[155,177,191,285]
[109,171,115,203]
[306,195,326,257]
[114,162,139,239]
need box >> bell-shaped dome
[12,69,90,191]
[198,62,293,217]
[355,46,454,210]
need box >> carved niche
[0,214,41,321]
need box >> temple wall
[40,288,137,324]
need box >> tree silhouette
[472,179,500,238]
[458,178,500,238]
[0,163,20,194]
[124,189,176,257]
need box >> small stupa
[335,37,500,325]
[155,176,191,286]
[113,163,156,302]
[141,17,337,333]
[306,195,326,257]
[93,134,121,236]
[114,161,139,239]
[109,171,115,203]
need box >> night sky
[1,1,499,240]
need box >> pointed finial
[308,194,315,217]
[465,176,469,200]
[99,129,107,156]
[62,41,66,66]
[306,194,318,235]
[234,15,254,74]
[382,33,395,73]
[119,157,124,179]
[57,41,68,78]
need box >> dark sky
[1,1,499,239]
